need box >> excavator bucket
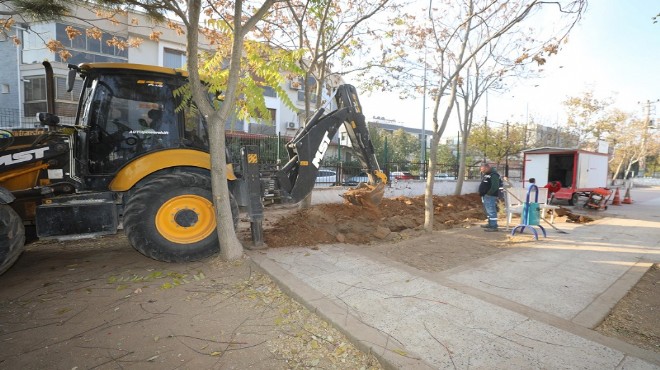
[342,182,385,207]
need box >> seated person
[544,180,561,200]
[147,109,163,130]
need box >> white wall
[127,40,159,65]
[310,180,480,205]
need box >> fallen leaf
[393,348,407,356]
[56,307,71,315]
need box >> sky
[351,0,660,137]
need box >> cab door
[84,73,182,176]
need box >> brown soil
[261,193,485,248]
[596,263,660,353]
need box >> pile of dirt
[263,193,485,248]
[554,207,595,223]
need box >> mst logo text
[0,147,49,166]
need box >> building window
[255,108,276,125]
[164,48,186,68]
[52,23,128,64]
[23,76,82,118]
[24,77,46,101]
[262,86,276,98]
[297,90,317,104]
[1,84,9,94]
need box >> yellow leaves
[1,17,15,31]
[131,18,139,26]
[56,307,72,315]
[168,21,185,36]
[46,39,72,61]
[106,36,128,51]
[105,270,205,291]
[149,31,163,41]
[147,271,163,279]
[392,348,408,356]
[46,39,64,52]
[532,54,546,66]
[128,37,144,48]
[65,26,82,40]
[86,27,103,41]
[514,53,528,64]
[544,43,559,56]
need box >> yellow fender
[109,149,236,192]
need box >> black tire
[123,173,239,262]
[0,204,26,275]
[569,192,579,206]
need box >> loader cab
[70,64,210,189]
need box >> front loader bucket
[341,182,385,208]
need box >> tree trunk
[424,132,440,231]
[611,159,623,183]
[184,0,245,261]
[454,133,470,196]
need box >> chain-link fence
[0,108,76,128]
[0,113,526,186]
[223,132,528,187]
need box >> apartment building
[0,7,329,135]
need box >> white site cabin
[522,148,609,205]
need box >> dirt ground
[0,235,382,369]
[596,263,660,353]
[260,193,487,248]
[0,193,655,369]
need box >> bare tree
[267,0,396,208]
[362,0,585,231]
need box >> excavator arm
[275,84,386,204]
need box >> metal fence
[0,108,76,128]
[223,132,528,187]
[0,111,526,186]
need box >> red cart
[583,187,612,210]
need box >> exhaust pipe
[42,61,55,115]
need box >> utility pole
[639,99,658,177]
[420,51,427,171]
[483,116,487,162]
[456,131,460,177]
[505,121,510,178]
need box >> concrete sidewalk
[249,189,660,369]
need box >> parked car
[391,171,415,180]
[342,172,369,186]
[315,169,337,187]
[434,173,456,180]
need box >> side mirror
[66,68,77,92]
[37,112,60,126]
